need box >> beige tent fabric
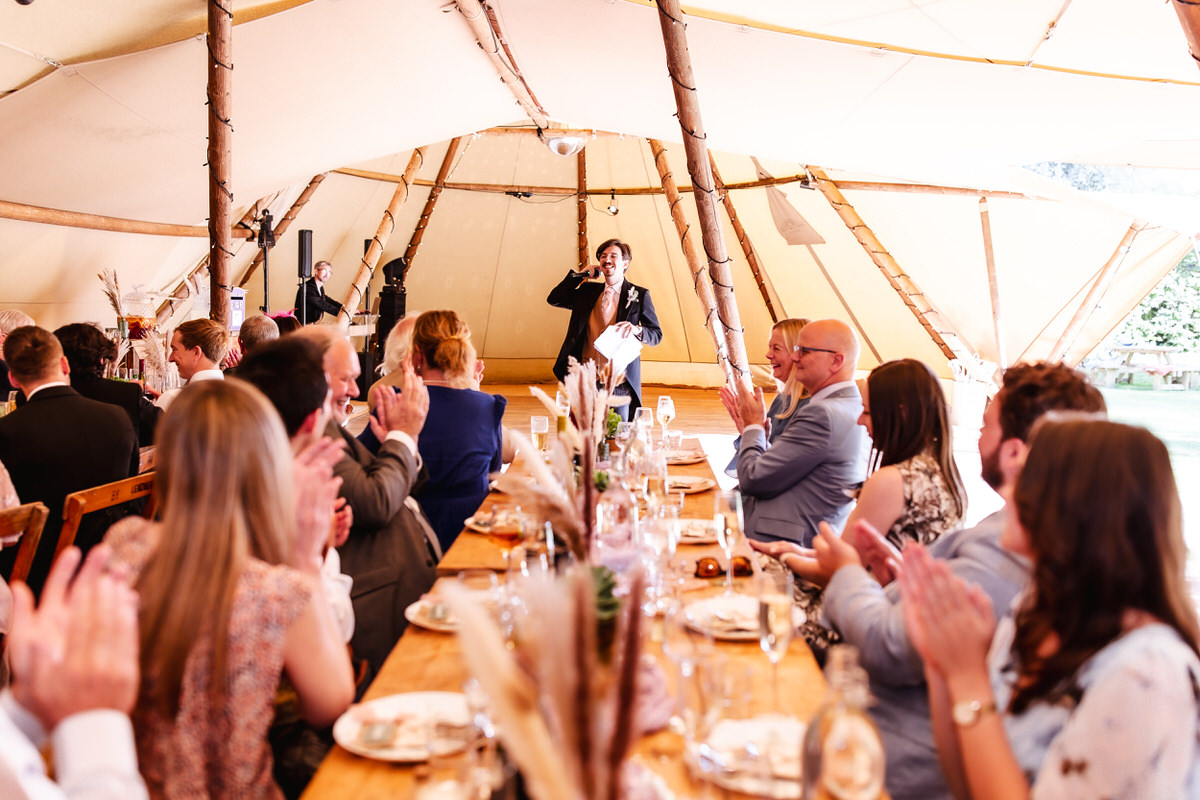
[0,0,1194,383]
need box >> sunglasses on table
[694,555,754,579]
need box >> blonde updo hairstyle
[412,310,476,387]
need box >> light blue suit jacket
[736,383,867,546]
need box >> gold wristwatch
[951,698,997,727]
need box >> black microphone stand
[258,210,276,314]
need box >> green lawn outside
[1098,386,1200,569]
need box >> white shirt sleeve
[0,690,148,800]
[321,548,355,643]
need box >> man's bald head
[791,319,860,393]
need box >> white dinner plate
[666,449,707,466]
[668,475,716,495]
[462,514,490,534]
[403,598,458,633]
[333,692,471,762]
[677,518,718,545]
[690,714,807,799]
[683,594,805,642]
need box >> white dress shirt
[154,368,225,412]
[0,690,147,800]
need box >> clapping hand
[292,433,345,574]
[718,385,746,433]
[8,545,140,730]
[898,543,995,680]
[812,521,862,581]
[368,365,429,441]
[733,380,767,429]
[850,520,903,586]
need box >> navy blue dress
[358,385,505,552]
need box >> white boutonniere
[626,286,639,309]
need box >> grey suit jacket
[330,424,439,689]
[736,384,867,546]
[821,512,1029,800]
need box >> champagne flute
[530,415,549,454]
[758,569,794,711]
[714,490,743,596]
[657,395,676,441]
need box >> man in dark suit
[0,327,137,594]
[293,325,439,690]
[55,322,160,447]
[294,260,344,325]
[547,238,663,417]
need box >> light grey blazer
[736,384,867,546]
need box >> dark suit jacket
[70,372,161,447]
[0,385,138,594]
[546,272,662,412]
[330,424,439,690]
[294,278,343,324]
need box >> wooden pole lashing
[577,149,589,272]
[710,154,784,323]
[978,198,1007,368]
[238,173,328,289]
[337,147,428,328]
[1047,221,1144,364]
[402,138,463,276]
[655,0,750,383]
[648,139,731,383]
[206,0,234,327]
[809,166,969,366]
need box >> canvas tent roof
[0,0,1196,384]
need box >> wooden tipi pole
[206,0,234,327]
[810,166,984,374]
[157,201,263,326]
[0,199,254,238]
[577,149,589,272]
[336,147,428,328]
[1171,0,1200,68]
[655,0,750,383]
[978,198,1007,368]
[1048,221,1144,364]
[402,138,463,276]
[648,139,731,383]
[710,154,784,323]
[238,173,328,289]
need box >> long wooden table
[303,445,829,799]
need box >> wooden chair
[57,473,156,561]
[0,502,49,585]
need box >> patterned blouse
[106,517,311,800]
[990,611,1200,798]
[885,451,961,550]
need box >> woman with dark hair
[54,322,160,446]
[754,358,965,580]
[902,418,1200,798]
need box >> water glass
[714,490,744,595]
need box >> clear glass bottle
[802,645,886,800]
[592,450,639,573]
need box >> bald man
[726,319,868,546]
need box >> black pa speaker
[298,230,313,279]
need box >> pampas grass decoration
[98,269,124,322]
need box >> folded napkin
[706,715,805,781]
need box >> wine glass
[657,395,676,441]
[633,406,654,434]
[488,503,526,574]
[757,568,794,711]
[714,490,744,595]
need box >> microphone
[571,267,600,279]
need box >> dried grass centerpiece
[443,568,647,800]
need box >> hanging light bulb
[607,189,619,216]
